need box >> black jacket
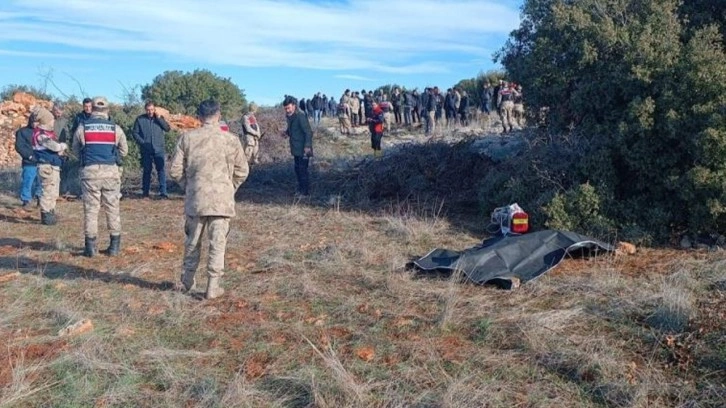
[71,111,92,135]
[285,110,313,157]
[132,114,171,154]
[14,126,35,166]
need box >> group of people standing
[326,81,525,140]
[11,97,276,299]
[480,80,525,133]
[14,97,129,254]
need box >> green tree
[141,70,246,118]
[1,84,55,101]
[496,0,726,240]
[454,70,506,109]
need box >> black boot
[84,236,97,258]
[107,235,121,256]
[41,211,57,225]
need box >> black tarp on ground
[411,230,613,287]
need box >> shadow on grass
[0,255,174,291]
[0,237,57,251]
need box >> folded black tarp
[411,230,613,287]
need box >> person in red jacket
[367,102,385,158]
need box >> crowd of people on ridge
[293,79,526,137]
[10,79,525,299]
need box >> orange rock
[12,92,37,108]
[0,101,26,115]
[355,346,375,362]
[152,241,177,252]
[616,241,637,255]
[58,319,94,337]
[168,114,201,130]
[154,106,171,119]
[0,271,20,284]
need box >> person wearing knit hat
[29,106,68,225]
[241,103,262,165]
[73,96,128,257]
[14,113,42,209]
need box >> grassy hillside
[0,116,724,407]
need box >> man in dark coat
[132,101,171,198]
[281,96,313,197]
[14,114,41,209]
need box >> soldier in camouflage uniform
[169,100,249,299]
[30,106,69,225]
[72,97,128,257]
[241,103,262,164]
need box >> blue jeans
[313,110,322,125]
[20,164,41,203]
[141,150,167,196]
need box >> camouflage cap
[92,96,109,112]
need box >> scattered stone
[679,236,692,249]
[58,319,94,337]
[0,271,20,284]
[616,241,637,255]
[152,241,177,252]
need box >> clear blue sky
[0,0,522,107]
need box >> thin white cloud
[0,0,520,74]
[335,74,375,82]
[0,49,100,59]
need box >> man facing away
[72,97,128,257]
[132,101,171,198]
[169,100,249,299]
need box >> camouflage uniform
[337,102,351,135]
[513,85,525,128]
[169,119,249,298]
[241,104,262,164]
[72,97,128,257]
[497,84,516,133]
[31,106,68,225]
[349,94,360,127]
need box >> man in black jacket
[71,97,93,136]
[132,101,171,198]
[281,96,313,197]
[14,114,41,209]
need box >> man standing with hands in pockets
[281,96,313,197]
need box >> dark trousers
[393,106,402,124]
[141,150,167,196]
[370,131,383,150]
[403,107,412,125]
[412,108,420,124]
[294,156,310,195]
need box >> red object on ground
[511,210,529,234]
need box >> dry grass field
[0,117,724,407]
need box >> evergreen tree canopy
[496,0,726,239]
[141,69,246,119]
